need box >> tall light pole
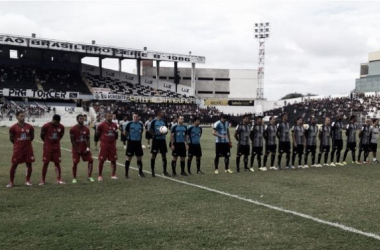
[254,22,270,100]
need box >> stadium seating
[0,65,38,90]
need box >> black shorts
[126,140,144,157]
[293,144,304,154]
[215,143,231,157]
[172,142,187,157]
[319,145,330,153]
[370,143,377,153]
[306,145,316,154]
[94,134,99,143]
[346,142,356,151]
[151,139,168,154]
[359,144,369,152]
[121,134,127,142]
[188,144,202,157]
[333,139,343,151]
[145,131,153,140]
[237,144,250,156]
[279,141,291,154]
[265,144,276,154]
[251,146,263,155]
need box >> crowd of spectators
[0,101,50,120]
[91,101,222,124]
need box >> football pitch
[1,126,380,249]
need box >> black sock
[330,150,335,162]
[257,154,262,168]
[286,152,290,166]
[214,157,219,170]
[243,156,248,169]
[324,152,329,164]
[224,157,229,170]
[311,153,315,165]
[125,160,130,177]
[236,157,241,172]
[298,154,302,166]
[196,158,201,171]
[163,158,167,172]
[137,160,143,173]
[263,154,268,167]
[271,154,275,166]
[278,153,282,166]
[343,150,348,161]
[337,151,341,162]
[318,153,322,164]
[151,159,155,174]
[171,161,176,175]
[352,151,356,162]
[187,158,192,173]
[304,153,309,165]
[250,154,255,168]
[180,161,185,173]
[358,150,362,162]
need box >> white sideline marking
[1,131,380,241]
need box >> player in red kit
[70,114,95,183]
[39,115,65,185]
[7,111,35,188]
[97,112,118,181]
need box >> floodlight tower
[254,22,270,100]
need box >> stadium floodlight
[254,22,270,100]
[189,51,192,55]
[144,47,147,51]
[92,40,96,45]
[31,33,36,38]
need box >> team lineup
[5,110,380,187]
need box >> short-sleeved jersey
[277,122,290,142]
[360,124,370,145]
[9,123,34,153]
[250,124,264,147]
[93,121,101,131]
[346,123,357,143]
[236,124,250,146]
[149,118,168,140]
[305,124,318,146]
[97,121,118,146]
[187,125,202,144]
[370,125,379,144]
[41,122,65,151]
[264,124,277,146]
[319,124,331,146]
[120,120,129,132]
[125,121,144,141]
[213,120,229,143]
[292,125,305,145]
[171,124,187,143]
[70,125,90,152]
[331,120,343,140]
[145,120,152,130]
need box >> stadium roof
[0,33,206,64]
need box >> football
[142,145,146,149]
[159,126,168,135]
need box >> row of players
[5,110,378,187]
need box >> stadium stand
[0,65,38,90]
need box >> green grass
[1,126,380,249]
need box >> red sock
[10,164,18,183]
[26,163,32,182]
[42,163,49,182]
[111,161,116,176]
[88,161,93,177]
[98,161,104,176]
[72,164,78,179]
[55,164,61,180]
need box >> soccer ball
[159,126,168,135]
[142,145,146,149]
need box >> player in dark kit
[187,116,203,174]
[317,117,331,167]
[330,113,344,166]
[70,114,95,183]
[97,112,119,181]
[369,119,379,163]
[213,114,233,174]
[93,115,101,151]
[149,109,170,177]
[170,116,188,176]
[277,113,291,169]
[263,116,278,170]
[144,115,153,149]
[7,111,35,188]
[342,115,359,165]
[235,114,252,172]
[119,115,129,150]
[291,117,306,169]
[304,117,318,167]
[250,116,265,171]
[124,113,145,178]
[40,115,65,185]
[358,119,371,164]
